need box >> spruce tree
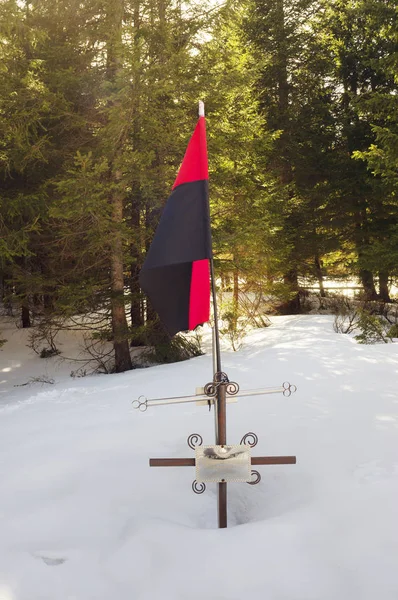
[244,0,337,309]
[323,0,398,300]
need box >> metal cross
[133,372,296,528]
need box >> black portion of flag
[140,262,192,336]
[139,180,211,337]
[141,180,211,269]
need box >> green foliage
[220,302,249,352]
[354,309,393,344]
[39,347,60,359]
[145,333,204,364]
[129,313,204,363]
[333,299,397,343]
[27,318,61,357]
[387,324,398,339]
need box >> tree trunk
[130,263,144,327]
[282,268,301,314]
[233,263,239,330]
[43,293,54,312]
[354,199,378,301]
[110,178,133,372]
[0,271,4,302]
[314,255,326,297]
[233,268,239,311]
[21,303,31,328]
[378,272,391,303]
[359,269,378,301]
[130,194,144,331]
[141,0,169,348]
[129,3,144,336]
[274,0,301,310]
[106,0,132,372]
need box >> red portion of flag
[172,117,208,190]
[189,259,210,330]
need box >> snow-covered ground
[1,315,398,600]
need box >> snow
[1,315,398,600]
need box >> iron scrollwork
[247,470,261,485]
[204,371,240,398]
[240,432,259,448]
[187,433,203,450]
[226,381,240,395]
[203,381,217,397]
[192,480,206,494]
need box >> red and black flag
[139,109,211,337]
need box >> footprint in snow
[32,552,67,566]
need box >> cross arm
[134,382,296,412]
[251,456,296,465]
[150,458,195,467]
[149,456,296,467]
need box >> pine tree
[323,0,398,300]
[244,0,338,309]
[349,0,398,298]
[196,1,280,323]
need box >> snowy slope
[1,315,398,600]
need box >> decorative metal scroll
[283,382,297,397]
[187,433,203,450]
[247,470,261,485]
[192,480,206,494]
[132,395,148,412]
[188,434,206,493]
[240,432,259,448]
[204,372,240,398]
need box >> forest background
[1,0,397,372]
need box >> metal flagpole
[200,100,227,528]
[210,259,222,375]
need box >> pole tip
[199,100,205,117]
